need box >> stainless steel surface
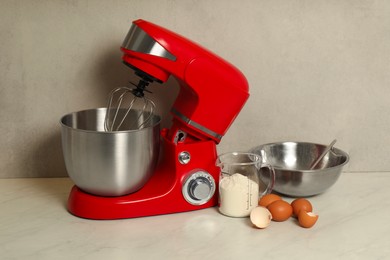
[104,86,156,131]
[182,171,216,205]
[310,139,337,170]
[251,142,349,197]
[61,108,161,196]
[122,23,176,61]
[178,151,191,165]
[171,108,223,141]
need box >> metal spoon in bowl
[310,139,337,170]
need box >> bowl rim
[250,141,350,172]
[60,107,161,134]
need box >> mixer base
[67,131,219,220]
[67,185,216,219]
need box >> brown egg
[291,198,313,217]
[298,210,319,228]
[267,200,293,222]
[259,194,282,207]
[250,206,272,229]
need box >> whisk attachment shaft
[104,79,155,131]
[131,78,151,97]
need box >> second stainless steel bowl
[251,142,349,197]
[61,108,161,197]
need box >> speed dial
[182,170,216,205]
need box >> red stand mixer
[67,19,249,219]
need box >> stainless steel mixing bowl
[61,108,161,196]
[251,142,349,197]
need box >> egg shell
[250,206,272,229]
[259,194,282,207]
[298,211,319,228]
[291,198,313,217]
[267,200,293,222]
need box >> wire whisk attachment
[104,80,155,131]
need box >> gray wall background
[1,0,389,178]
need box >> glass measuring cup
[216,152,275,217]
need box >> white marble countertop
[1,172,389,260]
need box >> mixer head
[119,19,249,142]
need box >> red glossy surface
[121,19,249,143]
[67,19,249,219]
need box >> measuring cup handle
[259,163,276,197]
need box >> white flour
[219,173,259,217]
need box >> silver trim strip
[171,108,223,140]
[122,24,176,61]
